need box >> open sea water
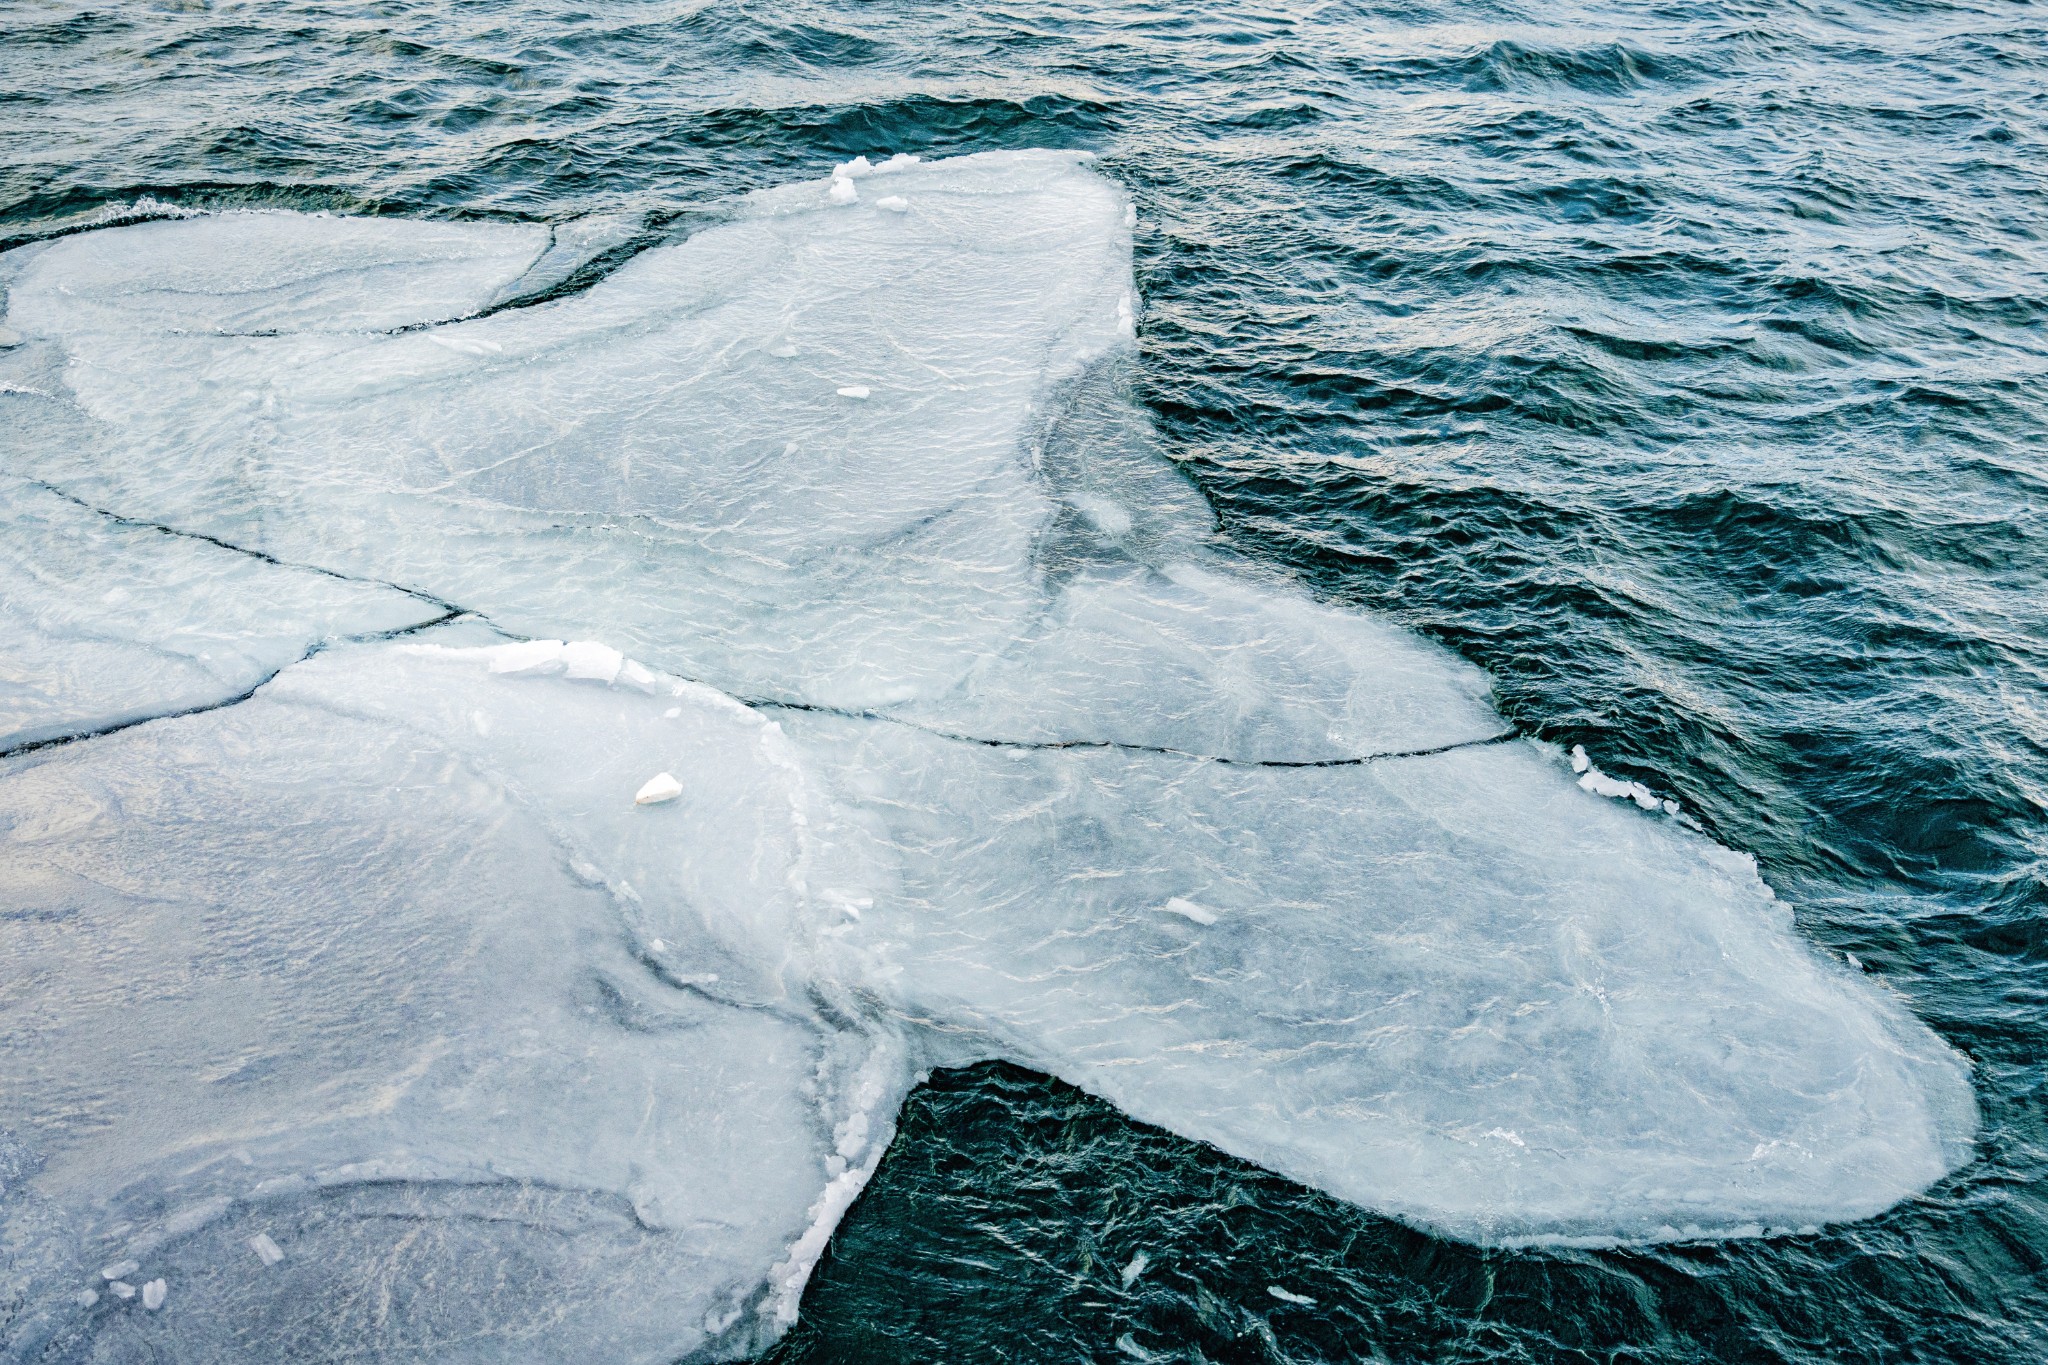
[3,0,2044,1360]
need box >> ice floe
[0,150,1977,1362]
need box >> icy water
[3,0,2044,1361]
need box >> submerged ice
[0,152,1976,1361]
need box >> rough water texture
[2,2,2044,1363]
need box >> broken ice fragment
[142,1279,166,1310]
[248,1232,285,1265]
[634,772,683,805]
[1571,744,1590,773]
[1267,1285,1315,1305]
[107,1282,134,1300]
[486,639,566,675]
[875,195,909,213]
[76,1289,99,1308]
[1120,1252,1149,1286]
[835,385,870,399]
[1161,897,1220,926]
[833,156,874,179]
[99,1260,139,1282]
[618,659,660,693]
[561,640,623,684]
[826,178,858,206]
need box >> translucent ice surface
[778,710,1978,1244]
[0,643,906,1363]
[0,152,1977,1359]
[0,473,439,753]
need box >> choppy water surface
[4,0,2044,1360]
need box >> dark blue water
[5,1,2044,1359]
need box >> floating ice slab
[0,635,1978,1357]
[1,151,1492,761]
[0,644,906,1362]
[4,153,1126,720]
[0,150,1980,1359]
[777,707,1976,1244]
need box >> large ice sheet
[0,634,1979,1357]
[0,471,439,753]
[0,642,906,1363]
[776,709,1978,1244]
[0,151,1981,1359]
[2,152,1497,760]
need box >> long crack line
[751,696,1520,769]
[12,483,1521,771]
[29,479,469,616]
[0,611,466,761]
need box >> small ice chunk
[826,178,858,206]
[1120,1251,1149,1286]
[833,156,874,179]
[142,1279,166,1310]
[1161,897,1220,926]
[617,659,660,693]
[487,639,566,675]
[1123,203,1137,228]
[875,195,909,213]
[1570,744,1590,773]
[76,1289,99,1307]
[649,938,667,953]
[634,772,683,805]
[107,1281,135,1300]
[100,1260,139,1282]
[248,1232,285,1266]
[561,640,624,683]
[1578,768,1628,798]
[1267,1285,1315,1305]
[836,385,870,399]
[663,707,681,718]
[874,152,922,173]
[1662,798,1681,816]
